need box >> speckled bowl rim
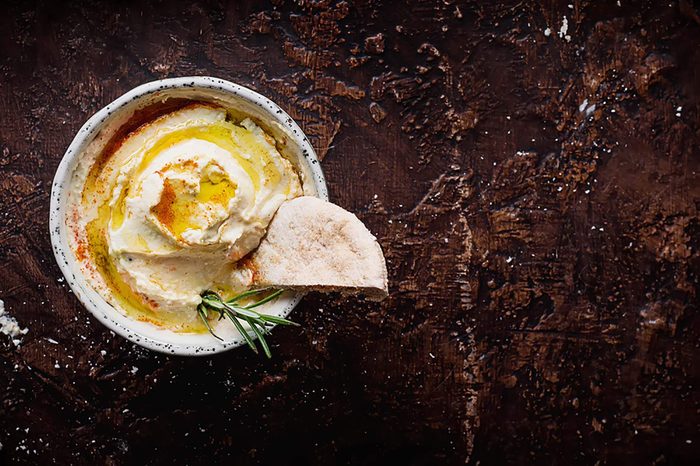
[49,76,328,356]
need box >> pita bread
[248,196,388,300]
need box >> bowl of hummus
[49,77,327,355]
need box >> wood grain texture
[1,0,699,464]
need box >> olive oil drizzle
[81,112,294,332]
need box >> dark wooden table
[1,1,699,464]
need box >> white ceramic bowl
[49,76,327,356]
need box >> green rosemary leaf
[226,288,271,304]
[197,304,223,341]
[225,308,258,354]
[258,314,301,326]
[198,303,209,319]
[248,319,272,358]
[244,289,284,309]
[201,295,227,310]
[257,321,271,334]
[227,306,260,319]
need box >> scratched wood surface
[1,0,699,464]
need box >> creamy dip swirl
[74,104,302,330]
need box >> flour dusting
[558,16,571,42]
[0,299,29,346]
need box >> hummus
[69,103,302,331]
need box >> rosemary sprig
[196,288,299,358]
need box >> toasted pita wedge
[249,196,388,301]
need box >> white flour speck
[0,299,29,346]
[558,16,571,42]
